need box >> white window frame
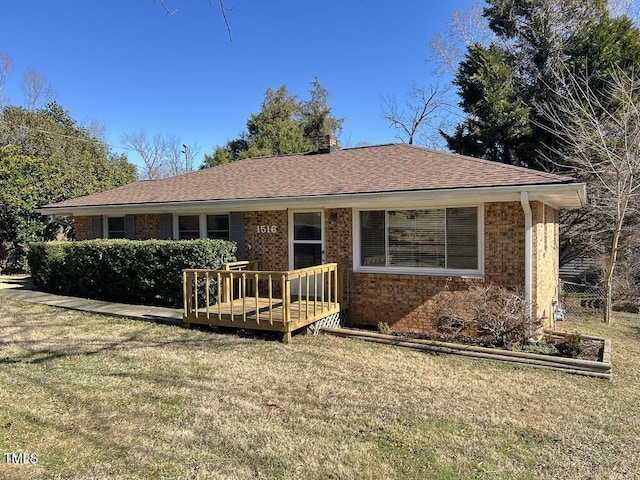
[353,205,484,277]
[288,209,325,270]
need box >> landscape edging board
[321,327,612,380]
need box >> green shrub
[522,342,558,355]
[26,242,67,292]
[556,333,584,359]
[27,239,237,307]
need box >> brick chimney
[317,134,338,154]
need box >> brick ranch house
[39,141,586,334]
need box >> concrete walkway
[0,275,183,325]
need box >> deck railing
[182,262,341,333]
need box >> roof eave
[37,182,587,216]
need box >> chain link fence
[559,280,604,317]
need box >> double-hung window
[178,215,200,239]
[176,214,231,240]
[358,206,481,274]
[206,214,230,240]
[107,217,125,239]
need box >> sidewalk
[0,275,183,325]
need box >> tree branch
[156,0,233,40]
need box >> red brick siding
[324,208,353,303]
[346,202,531,333]
[242,211,288,271]
[349,274,483,332]
[484,202,525,288]
[73,200,558,335]
[74,216,96,240]
[134,214,161,240]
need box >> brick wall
[242,210,289,271]
[74,216,94,240]
[484,202,525,289]
[74,214,163,240]
[73,201,559,335]
[324,208,353,303]
[346,202,532,333]
[134,214,161,240]
[349,274,484,332]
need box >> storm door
[289,211,324,297]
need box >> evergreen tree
[203,79,342,167]
[0,102,136,270]
[445,0,610,169]
[443,44,531,164]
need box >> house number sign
[256,225,278,234]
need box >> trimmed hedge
[27,239,237,308]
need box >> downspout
[520,192,533,319]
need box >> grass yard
[1,299,639,480]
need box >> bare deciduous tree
[609,0,640,20]
[537,66,640,324]
[155,0,233,40]
[166,136,200,177]
[428,1,493,76]
[382,84,445,146]
[81,118,107,141]
[122,131,200,179]
[0,52,14,106]
[121,131,168,180]
[21,67,56,111]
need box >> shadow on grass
[0,316,289,367]
[628,324,640,340]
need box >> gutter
[520,192,533,319]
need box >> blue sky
[0,0,470,169]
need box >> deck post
[254,273,259,324]
[217,271,222,321]
[182,270,191,327]
[268,273,274,325]
[193,271,199,318]
[223,263,231,304]
[242,273,247,323]
[282,274,291,342]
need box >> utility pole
[181,144,189,172]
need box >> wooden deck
[183,262,343,342]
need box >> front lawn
[1,299,638,479]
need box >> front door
[290,210,324,297]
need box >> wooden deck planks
[183,263,343,341]
[185,297,341,333]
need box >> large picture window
[359,207,479,273]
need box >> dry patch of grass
[1,299,639,479]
